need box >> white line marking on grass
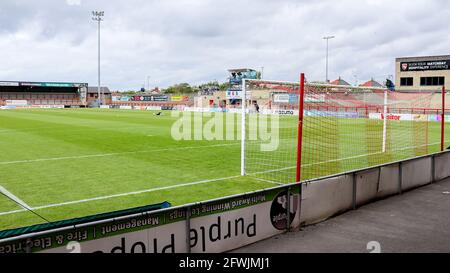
[0,186,31,210]
[250,177,285,186]
[249,140,449,176]
[0,175,241,216]
[0,143,239,165]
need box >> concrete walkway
[233,177,450,253]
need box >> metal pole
[442,86,446,151]
[325,39,329,82]
[92,11,104,107]
[323,36,334,83]
[382,90,388,153]
[296,73,305,182]
[240,79,247,176]
[98,19,101,106]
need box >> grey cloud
[1,0,450,90]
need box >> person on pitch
[254,102,260,113]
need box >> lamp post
[323,36,335,83]
[147,76,151,91]
[92,11,104,106]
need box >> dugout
[0,81,88,107]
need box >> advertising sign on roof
[42,83,76,88]
[0,82,19,87]
[19,82,42,87]
[400,60,450,71]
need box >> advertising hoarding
[171,96,189,102]
[0,188,300,253]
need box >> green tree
[164,83,195,94]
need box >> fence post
[352,172,357,210]
[286,187,291,232]
[25,238,32,253]
[185,206,191,253]
[398,162,403,194]
[298,183,303,229]
[441,86,446,152]
[431,154,436,183]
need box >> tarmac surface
[232,177,450,253]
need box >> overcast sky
[1,0,449,90]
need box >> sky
[1,0,450,91]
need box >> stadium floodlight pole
[241,79,247,176]
[92,11,104,106]
[323,36,335,82]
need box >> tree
[163,83,195,94]
[219,82,229,91]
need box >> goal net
[242,75,438,184]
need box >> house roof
[330,77,351,86]
[87,87,111,94]
[359,79,383,87]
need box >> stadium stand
[0,81,88,107]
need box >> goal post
[240,79,247,176]
[296,73,305,182]
[240,73,440,184]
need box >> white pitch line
[0,143,240,166]
[0,175,241,216]
[0,208,27,215]
[1,140,448,216]
[250,177,285,186]
[0,186,32,210]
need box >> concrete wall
[300,152,447,227]
[401,157,433,191]
[434,152,450,181]
[300,175,353,225]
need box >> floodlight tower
[92,11,104,106]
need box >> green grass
[0,108,448,231]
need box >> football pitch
[0,108,447,231]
